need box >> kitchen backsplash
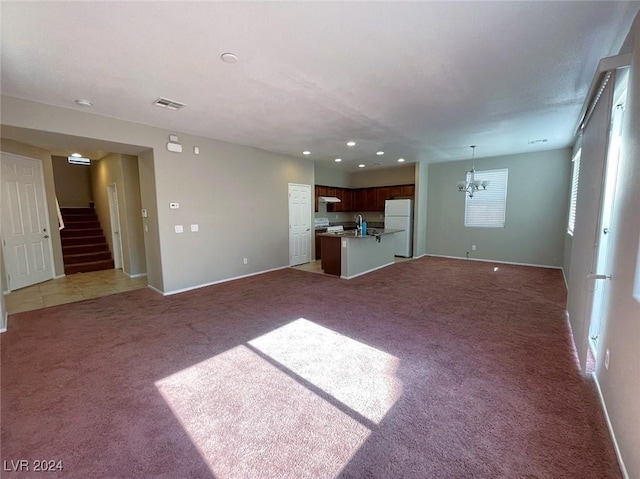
[316,211,385,224]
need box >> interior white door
[1,153,54,290]
[288,183,311,266]
[567,72,615,372]
[107,183,123,269]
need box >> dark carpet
[0,257,620,478]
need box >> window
[464,168,508,228]
[67,156,90,166]
[567,149,581,235]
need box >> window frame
[464,168,508,228]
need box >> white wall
[91,153,147,276]
[52,155,93,207]
[592,13,640,478]
[348,164,415,188]
[426,149,571,267]
[1,96,314,294]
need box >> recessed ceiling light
[70,152,83,158]
[358,164,365,168]
[302,151,311,155]
[221,52,239,63]
[334,158,342,162]
[347,141,356,146]
[397,158,405,163]
[376,151,384,155]
[75,99,93,107]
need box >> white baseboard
[125,272,148,279]
[341,261,395,280]
[412,253,428,259]
[147,284,164,295]
[425,254,562,270]
[0,311,7,333]
[592,373,629,479]
[54,273,66,280]
[153,266,289,296]
[561,267,568,290]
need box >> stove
[314,217,330,229]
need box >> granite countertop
[318,228,403,238]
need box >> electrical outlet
[472,245,477,251]
[243,258,248,265]
[605,349,610,370]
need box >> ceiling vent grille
[153,97,186,111]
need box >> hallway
[5,269,147,314]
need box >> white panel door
[288,183,311,266]
[1,153,54,290]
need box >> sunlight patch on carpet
[248,318,402,424]
[156,344,371,479]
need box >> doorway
[1,153,55,291]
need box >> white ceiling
[1,1,638,171]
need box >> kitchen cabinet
[316,184,414,212]
[376,187,390,211]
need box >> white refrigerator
[384,199,413,257]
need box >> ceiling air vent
[153,97,186,111]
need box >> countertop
[317,228,403,238]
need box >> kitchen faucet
[355,214,363,235]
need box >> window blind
[464,168,508,228]
[567,149,581,235]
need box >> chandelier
[457,145,489,198]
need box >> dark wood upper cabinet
[316,183,414,212]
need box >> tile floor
[5,269,148,314]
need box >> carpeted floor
[0,257,620,478]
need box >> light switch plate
[175,225,183,233]
[191,224,199,232]
[141,209,148,218]
[170,203,179,209]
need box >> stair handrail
[56,197,65,230]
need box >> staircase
[60,207,115,275]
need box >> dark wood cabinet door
[389,185,404,199]
[376,187,390,211]
[402,184,415,197]
[342,189,353,211]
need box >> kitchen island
[319,229,402,279]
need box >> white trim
[147,284,164,295]
[126,272,148,279]
[561,268,568,290]
[150,266,289,296]
[412,253,428,260]
[341,261,394,280]
[425,254,563,270]
[54,273,66,280]
[0,311,7,333]
[592,373,629,479]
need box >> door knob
[43,235,49,239]
[603,228,609,234]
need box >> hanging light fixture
[457,145,489,198]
